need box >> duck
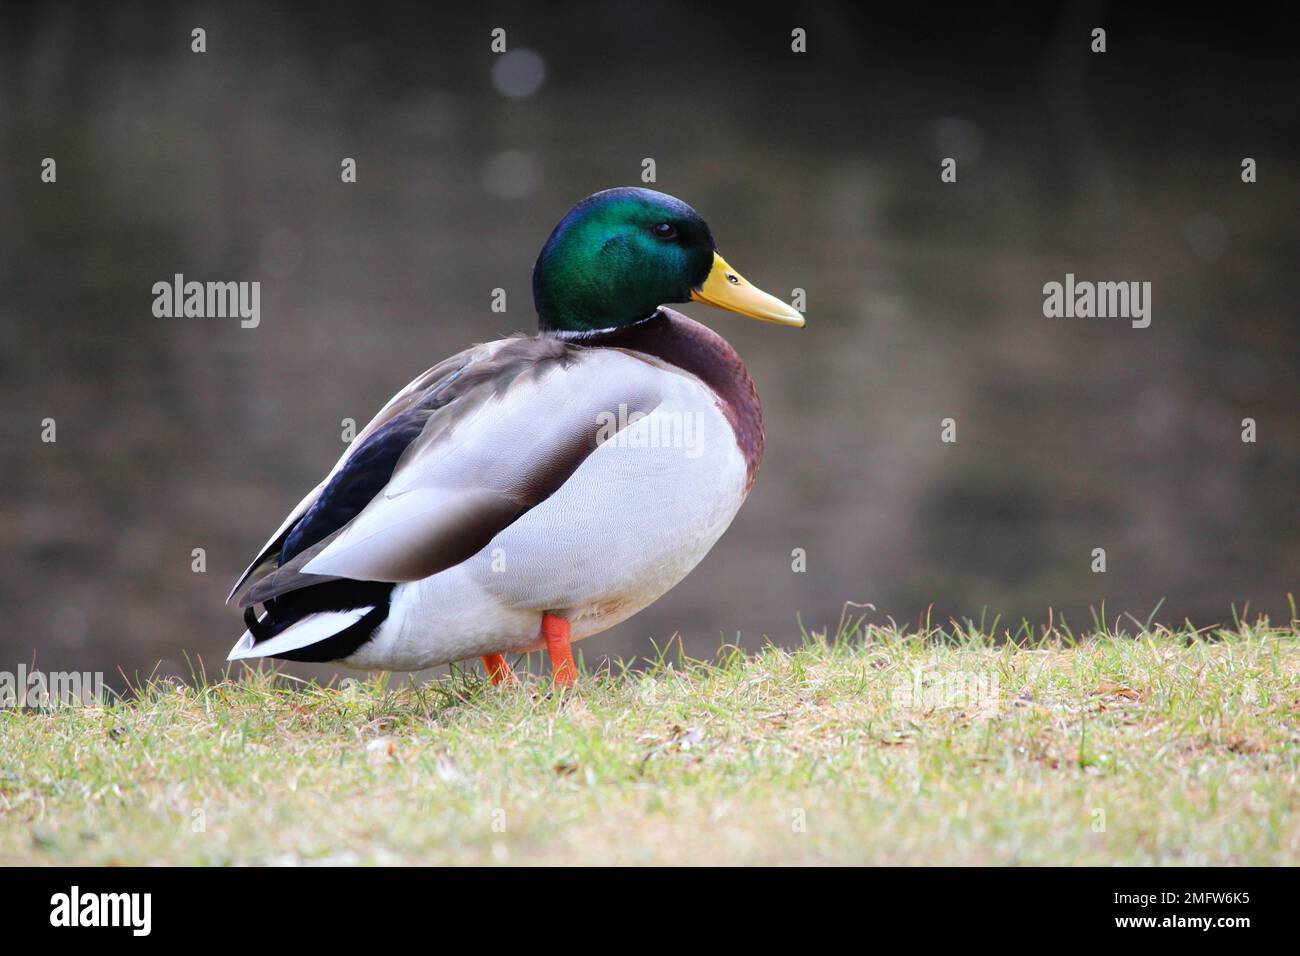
[226,187,804,685]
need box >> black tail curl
[239,579,396,663]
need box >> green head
[532,187,804,334]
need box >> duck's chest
[584,308,765,489]
[486,372,750,606]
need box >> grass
[2,610,1297,865]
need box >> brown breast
[571,308,764,490]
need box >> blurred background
[2,1,1297,687]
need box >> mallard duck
[226,187,803,684]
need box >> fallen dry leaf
[366,736,398,763]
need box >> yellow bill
[691,252,805,327]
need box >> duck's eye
[652,223,678,240]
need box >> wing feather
[233,340,670,606]
[226,344,488,602]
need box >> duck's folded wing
[234,342,667,608]
[226,345,488,603]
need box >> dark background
[2,1,1297,685]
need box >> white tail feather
[226,608,372,661]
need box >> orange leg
[542,613,577,687]
[482,654,517,686]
